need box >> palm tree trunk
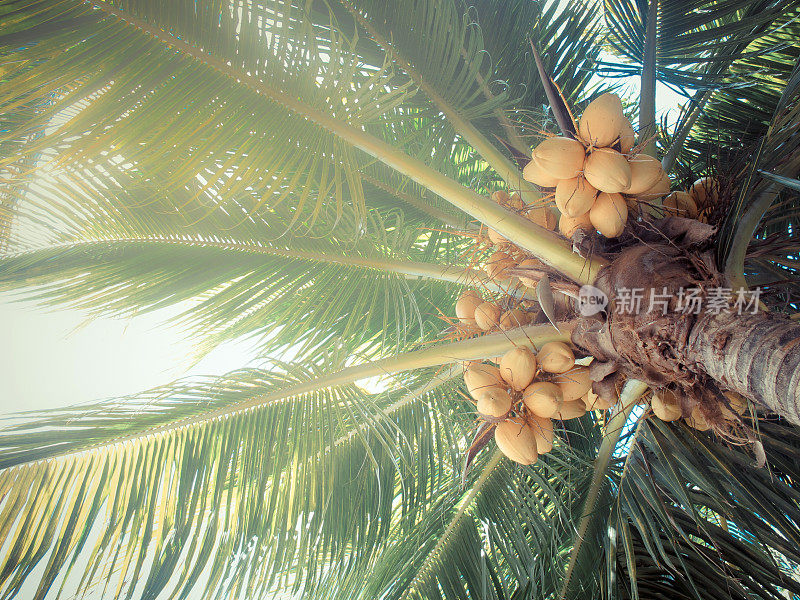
[689,311,800,424]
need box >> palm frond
[609,417,800,600]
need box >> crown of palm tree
[1,1,800,599]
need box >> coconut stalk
[85,1,599,284]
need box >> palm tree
[1,0,799,598]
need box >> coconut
[584,148,632,194]
[495,420,539,465]
[578,93,626,148]
[590,192,628,238]
[487,228,510,247]
[537,341,575,373]
[625,155,663,195]
[491,190,511,206]
[557,399,588,420]
[555,177,598,218]
[522,381,563,418]
[663,191,698,218]
[721,391,748,420]
[463,363,504,398]
[455,289,483,325]
[552,366,592,401]
[499,347,538,391]
[527,207,558,231]
[686,406,711,431]
[485,251,515,281]
[619,119,635,153]
[523,158,560,188]
[583,389,616,411]
[689,177,720,209]
[475,386,513,420]
[507,192,525,212]
[638,171,671,202]
[531,136,586,180]
[651,389,682,422]
[558,211,593,238]
[530,415,555,454]
[474,301,502,331]
[515,258,544,288]
[500,309,530,331]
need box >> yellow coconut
[578,93,626,148]
[651,389,683,422]
[523,157,560,188]
[638,171,671,202]
[500,309,530,331]
[619,119,635,153]
[491,190,511,206]
[583,389,616,411]
[537,341,575,374]
[531,136,586,180]
[507,191,525,212]
[555,177,598,218]
[515,258,544,288]
[487,228,510,248]
[558,211,593,238]
[499,347,538,392]
[464,363,505,398]
[475,302,502,331]
[590,192,628,238]
[689,177,720,208]
[474,301,502,331]
[475,386,513,420]
[625,155,664,195]
[495,420,539,465]
[686,406,711,431]
[557,399,588,420]
[485,251,515,281]
[663,191,698,218]
[523,381,563,418]
[552,366,592,401]
[530,415,555,454]
[721,391,748,420]
[528,207,558,230]
[455,290,483,326]
[584,148,632,194]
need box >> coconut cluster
[464,342,619,465]
[662,176,720,223]
[649,388,749,431]
[482,189,556,251]
[522,93,673,239]
[455,288,540,333]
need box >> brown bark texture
[571,231,800,425]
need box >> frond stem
[559,379,649,599]
[84,1,600,284]
[4,324,571,471]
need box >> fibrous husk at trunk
[571,225,800,426]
